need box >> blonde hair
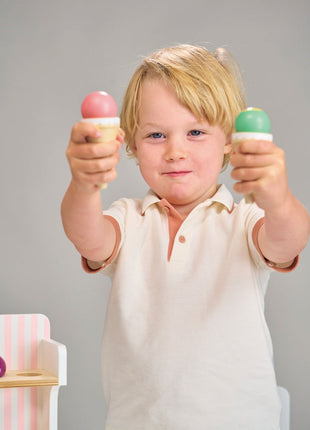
[120,44,246,169]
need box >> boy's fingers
[230,152,274,168]
[72,152,120,174]
[71,121,102,142]
[233,180,258,196]
[237,139,275,154]
[231,166,264,182]
[117,128,125,140]
[71,123,125,144]
[72,140,121,160]
[78,168,118,187]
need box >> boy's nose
[164,139,188,161]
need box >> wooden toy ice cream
[81,91,120,189]
[232,108,272,203]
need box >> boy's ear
[224,136,232,154]
[132,141,138,156]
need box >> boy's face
[133,79,231,216]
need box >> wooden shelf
[0,369,58,388]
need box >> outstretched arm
[230,140,310,265]
[61,121,123,263]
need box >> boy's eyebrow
[142,122,161,127]
[141,120,210,128]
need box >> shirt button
[179,235,186,243]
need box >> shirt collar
[141,184,234,215]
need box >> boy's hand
[66,122,124,193]
[230,140,289,211]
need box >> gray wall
[1,0,309,428]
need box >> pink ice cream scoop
[81,91,118,118]
[81,91,120,189]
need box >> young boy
[61,45,309,429]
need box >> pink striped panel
[18,315,25,430]
[4,315,12,430]
[0,314,50,430]
[31,314,38,430]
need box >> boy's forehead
[140,78,173,96]
[139,80,177,113]
[139,86,188,123]
[138,79,208,126]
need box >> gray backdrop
[1,0,309,428]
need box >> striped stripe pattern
[0,314,50,430]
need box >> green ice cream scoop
[235,108,271,133]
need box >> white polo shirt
[83,185,297,430]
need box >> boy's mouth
[163,170,192,177]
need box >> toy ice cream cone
[232,108,272,203]
[81,91,120,189]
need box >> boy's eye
[150,132,164,139]
[189,130,203,136]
